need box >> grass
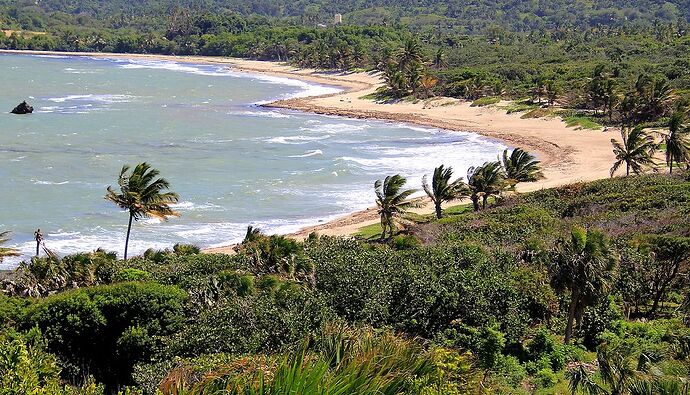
[563,115,603,130]
[471,96,501,107]
[521,107,555,119]
[354,203,474,239]
[355,222,384,239]
[503,100,540,114]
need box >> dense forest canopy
[2,0,690,31]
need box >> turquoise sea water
[0,54,506,267]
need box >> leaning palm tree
[610,126,658,177]
[105,163,179,260]
[0,231,19,262]
[422,165,469,219]
[664,111,690,175]
[374,175,417,240]
[500,148,544,189]
[467,162,506,211]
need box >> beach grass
[471,96,501,107]
[563,114,602,130]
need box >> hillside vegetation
[2,173,690,394]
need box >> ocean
[0,53,506,268]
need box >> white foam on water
[32,54,71,59]
[230,110,293,119]
[288,149,323,158]
[102,57,342,102]
[32,179,70,185]
[46,94,137,103]
[266,135,331,144]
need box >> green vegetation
[471,96,501,107]
[105,163,179,260]
[1,0,690,126]
[3,164,690,394]
[422,164,468,219]
[2,1,690,393]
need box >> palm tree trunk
[564,288,580,344]
[435,202,443,219]
[482,195,488,210]
[471,195,480,211]
[36,241,40,257]
[669,161,673,175]
[124,212,133,260]
[626,163,629,176]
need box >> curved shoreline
[1,50,617,253]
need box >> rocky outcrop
[10,101,33,114]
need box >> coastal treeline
[2,1,690,129]
[1,156,690,393]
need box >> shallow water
[0,54,506,267]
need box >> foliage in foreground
[1,173,690,394]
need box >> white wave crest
[289,149,323,158]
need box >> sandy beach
[1,50,617,253]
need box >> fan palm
[374,175,417,240]
[664,111,690,175]
[550,227,616,344]
[0,231,19,262]
[467,162,506,211]
[501,148,544,189]
[105,163,179,260]
[610,126,658,177]
[422,165,469,219]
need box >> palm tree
[105,163,179,260]
[397,38,424,71]
[568,345,688,395]
[0,231,19,262]
[610,126,658,177]
[374,175,417,240]
[550,227,616,344]
[422,165,469,219]
[500,148,544,189]
[433,47,447,69]
[467,162,506,211]
[664,111,690,175]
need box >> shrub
[25,282,187,391]
[392,234,421,250]
[114,268,153,283]
[534,368,557,389]
[0,328,62,394]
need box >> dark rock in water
[11,101,34,114]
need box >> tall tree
[374,175,417,240]
[609,126,658,177]
[550,227,616,344]
[664,111,690,175]
[640,235,690,317]
[422,165,469,219]
[467,162,505,211]
[500,148,544,189]
[0,231,19,262]
[105,163,179,260]
[397,38,424,71]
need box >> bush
[534,368,557,389]
[0,294,31,329]
[0,328,62,394]
[114,268,153,283]
[167,285,332,357]
[392,234,421,250]
[25,282,187,391]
